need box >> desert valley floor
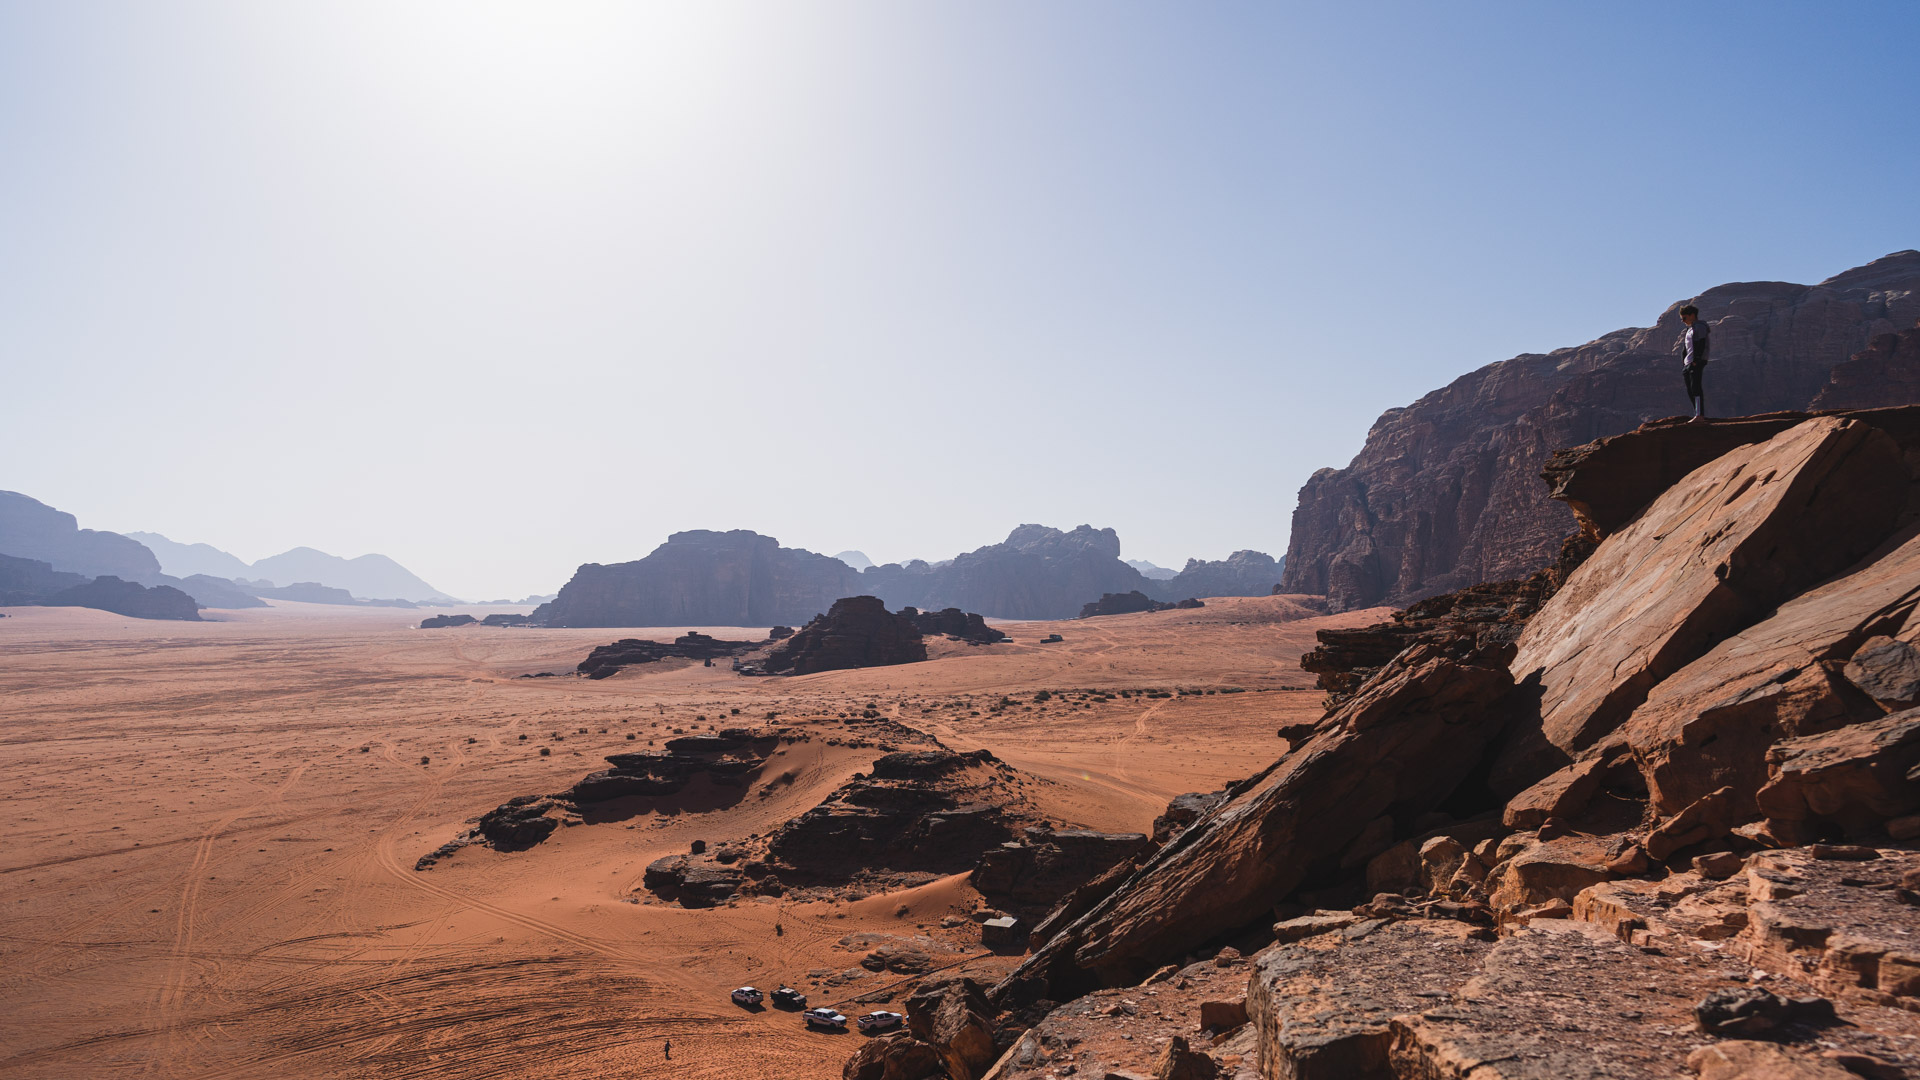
[0,597,1371,1079]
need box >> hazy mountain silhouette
[1126,559,1178,580]
[132,533,451,603]
[1,491,160,580]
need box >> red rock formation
[1281,252,1920,612]
[1813,320,1920,410]
[762,596,927,675]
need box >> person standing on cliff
[1680,304,1711,422]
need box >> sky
[5,2,1918,600]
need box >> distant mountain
[0,554,200,620]
[536,530,861,628]
[248,547,448,602]
[1,491,160,580]
[861,525,1150,621]
[1126,559,1178,581]
[1146,551,1286,602]
[834,550,875,571]
[131,532,451,602]
[125,532,251,579]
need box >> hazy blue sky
[6,2,1917,599]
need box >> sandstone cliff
[997,410,1920,1021]
[534,529,862,628]
[1281,251,1920,612]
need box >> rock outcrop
[1281,252,1920,612]
[535,529,862,628]
[1500,416,1907,791]
[1079,591,1184,618]
[419,614,478,628]
[970,827,1150,915]
[1813,320,1920,411]
[899,606,1007,644]
[38,575,201,620]
[574,631,758,678]
[993,412,1920,1023]
[762,596,927,675]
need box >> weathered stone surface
[1540,405,1920,542]
[843,1030,945,1080]
[1249,920,1494,1079]
[904,978,999,1080]
[1301,575,1553,704]
[971,829,1149,912]
[1484,836,1614,917]
[1002,640,1513,995]
[1687,1040,1857,1080]
[1738,848,1920,1007]
[763,596,928,675]
[1756,712,1920,835]
[1150,792,1225,845]
[1280,252,1920,613]
[1503,417,1907,792]
[1385,921,1717,1079]
[534,529,861,628]
[1149,1035,1216,1080]
[1847,635,1920,711]
[1622,525,1920,820]
[641,856,745,906]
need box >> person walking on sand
[1680,304,1711,422]
[663,1039,671,1061]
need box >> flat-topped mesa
[534,529,861,628]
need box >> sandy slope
[0,597,1378,1079]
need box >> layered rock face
[997,413,1920,1020]
[534,530,861,628]
[0,490,161,580]
[861,525,1152,621]
[762,596,928,675]
[1281,251,1920,612]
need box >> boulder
[904,978,999,1080]
[1150,791,1224,845]
[1501,417,1907,792]
[475,797,558,849]
[998,638,1513,994]
[763,596,928,675]
[1846,635,1920,711]
[842,1031,945,1080]
[1755,711,1920,835]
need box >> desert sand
[0,596,1374,1079]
